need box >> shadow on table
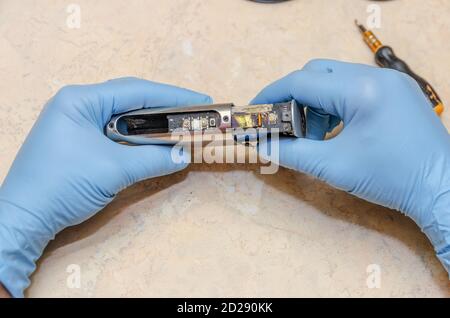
[35,162,450,295]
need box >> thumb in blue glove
[252,59,450,274]
[0,77,212,297]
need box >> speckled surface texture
[0,0,449,297]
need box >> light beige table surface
[1,0,449,297]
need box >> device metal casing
[106,101,305,145]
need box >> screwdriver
[355,20,444,116]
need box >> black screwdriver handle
[375,46,442,108]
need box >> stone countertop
[0,0,449,296]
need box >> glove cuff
[0,199,53,297]
[422,184,450,276]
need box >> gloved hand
[0,78,212,297]
[252,59,450,274]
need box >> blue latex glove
[252,59,450,274]
[0,77,212,297]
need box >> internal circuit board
[231,103,297,135]
[167,111,221,132]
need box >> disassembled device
[106,101,306,145]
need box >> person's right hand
[251,59,450,273]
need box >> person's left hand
[0,78,212,297]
